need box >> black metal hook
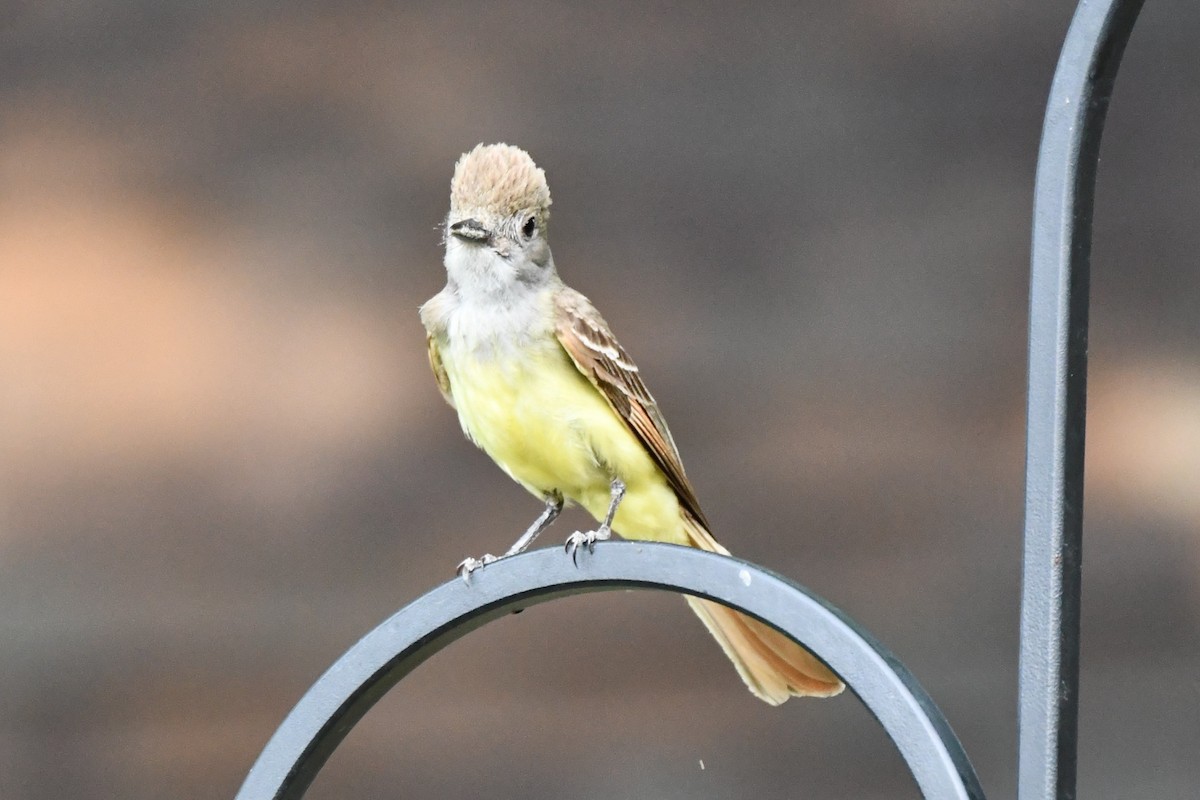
[236,543,983,800]
[1020,1,1143,798]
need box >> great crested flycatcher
[420,143,842,703]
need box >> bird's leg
[565,477,625,565]
[599,477,625,533]
[457,493,564,584]
[504,493,564,556]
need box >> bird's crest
[450,143,552,219]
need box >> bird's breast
[441,337,615,496]
[436,313,683,543]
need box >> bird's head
[444,143,555,293]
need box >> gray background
[2,1,1198,798]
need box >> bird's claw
[564,526,611,566]
[456,554,498,584]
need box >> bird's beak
[448,218,491,243]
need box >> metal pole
[1020,1,1143,798]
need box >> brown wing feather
[426,333,455,407]
[554,288,710,528]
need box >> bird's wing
[426,333,455,408]
[554,287,710,528]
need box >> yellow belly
[442,341,685,543]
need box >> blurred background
[1,1,1197,797]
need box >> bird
[420,143,843,704]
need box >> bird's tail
[681,512,844,704]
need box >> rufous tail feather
[681,512,844,704]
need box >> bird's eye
[522,217,537,237]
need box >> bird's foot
[456,554,499,584]
[564,526,611,566]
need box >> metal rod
[1019,1,1143,798]
[237,542,983,800]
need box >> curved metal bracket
[1021,1,1143,798]
[237,542,983,799]
[238,3,1150,797]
